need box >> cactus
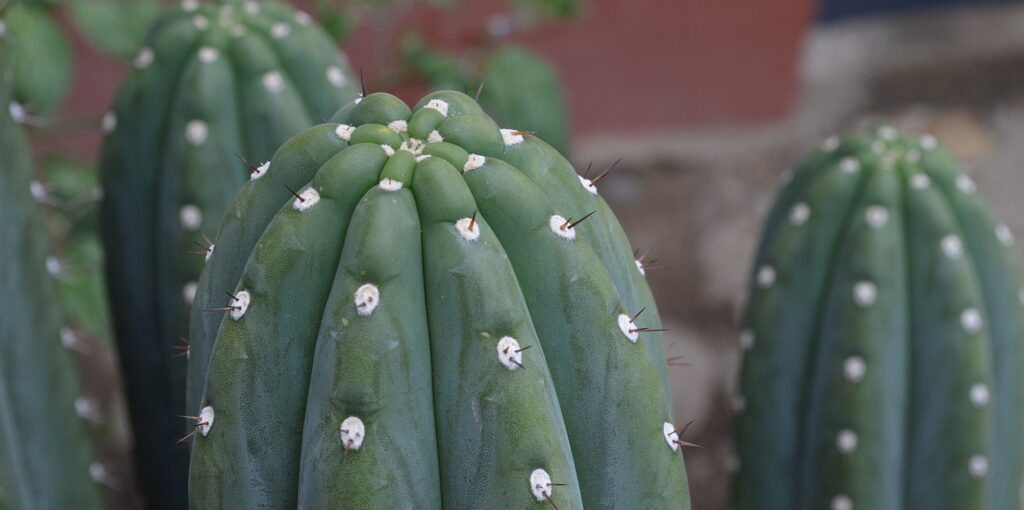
[735,127,1024,510]
[0,37,106,509]
[99,1,358,507]
[185,90,688,508]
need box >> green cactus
[99,1,358,507]
[185,90,688,508]
[0,37,106,509]
[735,127,1024,510]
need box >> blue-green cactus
[98,1,358,506]
[186,91,688,508]
[735,127,1024,510]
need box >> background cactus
[734,127,1024,510]
[185,90,688,508]
[99,1,358,506]
[0,36,106,509]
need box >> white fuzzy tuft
[739,329,755,350]
[910,173,931,190]
[941,234,963,260]
[8,102,25,124]
[326,66,347,88]
[243,0,260,14]
[61,328,80,350]
[425,99,450,117]
[496,336,524,371]
[865,205,889,228]
[821,136,840,152]
[180,204,203,231]
[75,397,101,423]
[529,469,553,502]
[340,416,365,450]
[839,157,860,174]
[831,495,853,510]
[756,265,776,289]
[134,47,155,69]
[182,281,198,304]
[354,96,363,105]
[427,130,444,143]
[229,290,250,320]
[789,202,811,226]
[292,187,320,211]
[400,138,425,156]
[415,154,432,162]
[969,455,989,479]
[29,180,47,201]
[961,308,983,334]
[956,174,977,194]
[380,144,396,157]
[354,284,380,316]
[295,10,313,25]
[185,119,209,146]
[262,71,285,93]
[464,154,486,172]
[836,429,858,454]
[501,128,525,146]
[335,124,355,141]
[455,217,480,241]
[635,259,646,276]
[920,134,938,150]
[250,161,270,181]
[193,15,209,30]
[578,175,598,195]
[270,22,291,39]
[852,281,877,307]
[843,356,866,383]
[205,243,215,261]
[46,256,62,277]
[198,405,215,436]
[663,422,680,452]
[388,120,408,133]
[379,178,403,191]
[878,125,898,140]
[996,224,1015,246]
[618,314,639,343]
[970,383,990,408]
[549,214,576,240]
[198,46,219,63]
[102,112,117,133]
[182,0,199,12]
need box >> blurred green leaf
[479,45,570,154]
[68,0,159,58]
[6,4,73,114]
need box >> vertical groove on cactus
[736,127,1024,510]
[186,91,689,508]
[0,35,106,509]
[100,2,358,507]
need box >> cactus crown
[186,90,690,509]
[736,126,1024,510]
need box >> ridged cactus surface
[186,91,688,509]
[98,1,358,507]
[0,46,105,509]
[735,127,1024,510]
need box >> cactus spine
[735,127,1024,510]
[99,1,357,506]
[186,91,688,508]
[0,38,106,509]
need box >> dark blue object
[819,0,1015,22]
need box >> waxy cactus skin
[735,128,1024,510]
[186,91,689,509]
[98,1,358,507]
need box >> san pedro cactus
[99,1,357,507]
[185,90,689,508]
[735,127,1024,510]
[0,39,106,509]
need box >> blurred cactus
[735,127,1024,510]
[0,33,106,509]
[186,91,687,508]
[98,1,358,507]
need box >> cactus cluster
[99,1,358,506]
[185,90,690,508]
[0,40,105,509]
[735,127,1024,510]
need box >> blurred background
[18,0,1024,507]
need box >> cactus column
[0,37,106,509]
[99,1,358,507]
[185,91,689,508]
[735,127,1024,510]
